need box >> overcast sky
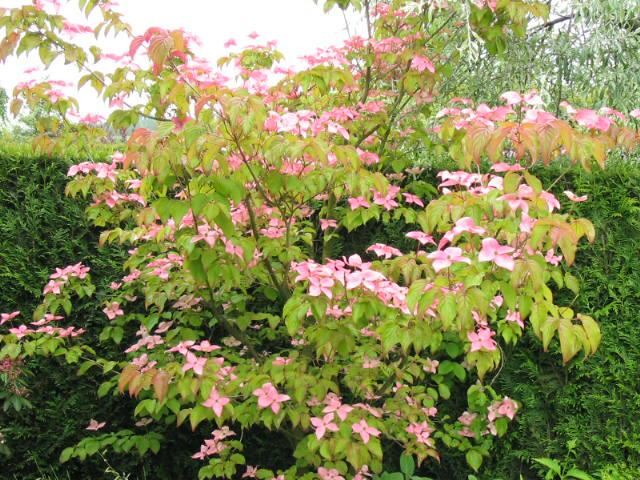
[2,0,358,114]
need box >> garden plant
[1,0,639,478]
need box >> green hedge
[486,159,640,479]
[0,143,202,480]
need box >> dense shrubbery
[2,143,639,479]
[0,143,203,479]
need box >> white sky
[1,0,359,115]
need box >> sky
[1,0,359,115]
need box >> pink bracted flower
[468,327,497,352]
[505,310,524,328]
[478,238,516,271]
[322,393,353,421]
[86,419,106,431]
[367,243,402,259]
[406,231,435,245]
[1,311,20,325]
[411,55,435,73]
[406,421,435,446]
[318,467,345,480]
[310,413,339,439]
[427,247,471,272]
[182,352,207,376]
[320,219,338,231]
[253,382,290,414]
[202,387,230,417]
[563,190,588,202]
[352,419,381,444]
[402,192,424,207]
[242,466,258,478]
[440,217,486,247]
[348,197,370,210]
[103,302,124,320]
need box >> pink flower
[323,394,353,421]
[500,91,522,105]
[491,162,524,172]
[0,311,20,325]
[9,325,33,339]
[427,247,471,272]
[310,413,339,439]
[202,387,230,417]
[367,243,402,259]
[182,352,207,376]
[488,396,518,421]
[423,358,439,374]
[630,109,640,119]
[242,466,258,478]
[352,419,381,444]
[353,466,372,480]
[320,219,338,231]
[468,327,497,352]
[478,238,515,271]
[348,197,370,210]
[43,280,63,295]
[103,302,124,320]
[563,190,588,202]
[86,419,106,431]
[574,109,612,132]
[402,192,424,207]
[357,149,379,166]
[406,231,435,245]
[406,421,434,445]
[545,249,562,266]
[440,217,486,247]
[253,382,290,414]
[272,357,293,366]
[411,55,435,73]
[318,467,345,480]
[192,340,220,352]
[505,310,524,328]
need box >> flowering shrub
[1,0,639,478]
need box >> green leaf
[400,454,415,477]
[533,457,562,474]
[566,469,593,480]
[466,449,483,472]
[60,447,74,463]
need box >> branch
[531,14,575,33]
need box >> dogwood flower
[478,238,516,271]
[352,419,381,444]
[253,382,290,414]
[182,352,207,376]
[468,327,497,352]
[103,302,124,320]
[1,311,20,325]
[427,247,471,272]
[310,413,339,439]
[86,419,106,431]
[318,467,345,480]
[367,243,402,259]
[348,197,370,210]
[202,388,230,417]
[406,231,435,245]
[563,190,588,202]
